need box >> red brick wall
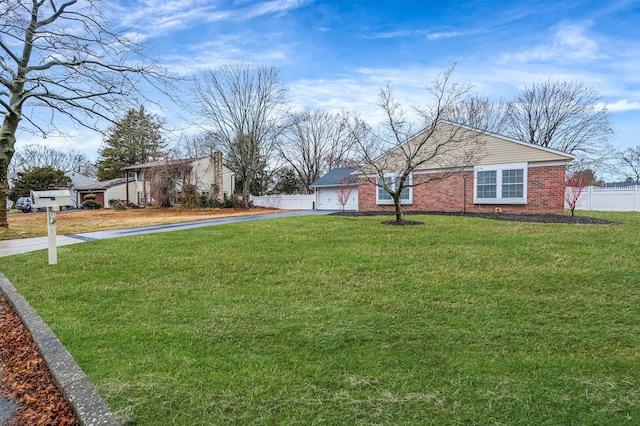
[78,191,105,209]
[358,165,566,215]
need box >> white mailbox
[30,190,72,210]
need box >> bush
[82,193,102,210]
[197,194,237,209]
[179,185,200,208]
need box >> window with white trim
[376,174,412,205]
[474,163,527,204]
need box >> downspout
[125,171,129,205]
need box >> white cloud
[366,29,462,41]
[111,0,309,41]
[162,35,292,75]
[242,0,311,20]
[599,100,640,112]
[501,21,600,63]
[426,31,462,41]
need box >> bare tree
[353,66,485,223]
[448,95,508,134]
[0,0,169,227]
[621,145,640,182]
[505,80,614,169]
[175,131,218,158]
[146,160,193,208]
[191,63,288,208]
[10,144,95,177]
[560,171,590,217]
[336,177,354,212]
[280,109,360,193]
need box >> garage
[310,167,359,211]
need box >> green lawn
[1,212,639,425]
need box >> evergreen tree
[8,167,72,200]
[272,167,301,194]
[96,107,166,181]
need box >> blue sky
[24,0,640,177]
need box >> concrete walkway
[0,210,334,257]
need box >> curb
[0,273,120,426]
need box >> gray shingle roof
[310,167,359,188]
[76,177,135,191]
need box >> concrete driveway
[0,210,335,257]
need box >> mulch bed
[0,296,78,426]
[331,211,620,225]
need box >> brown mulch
[331,211,620,225]
[0,296,78,426]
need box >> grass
[0,207,277,240]
[0,211,639,425]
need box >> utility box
[30,190,72,211]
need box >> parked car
[15,196,73,212]
[6,199,12,211]
[15,197,39,213]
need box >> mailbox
[30,190,72,211]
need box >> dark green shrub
[82,193,102,209]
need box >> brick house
[355,122,574,215]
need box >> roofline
[122,157,201,171]
[310,182,359,189]
[442,120,575,160]
[354,120,575,175]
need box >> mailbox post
[30,190,72,265]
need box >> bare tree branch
[0,0,173,227]
[190,62,288,208]
[279,108,360,193]
[505,79,614,168]
[621,145,640,182]
[352,65,484,222]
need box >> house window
[376,174,412,205]
[502,169,524,199]
[476,171,497,199]
[474,163,527,204]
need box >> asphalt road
[0,210,335,258]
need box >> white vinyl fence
[251,194,316,210]
[568,186,640,212]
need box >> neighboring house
[122,152,234,207]
[353,122,574,215]
[76,177,136,208]
[310,167,359,211]
[65,171,97,207]
[7,173,17,209]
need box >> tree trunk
[242,178,252,209]
[393,196,404,223]
[1,115,20,228]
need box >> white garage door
[317,187,358,211]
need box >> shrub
[82,193,102,210]
[180,185,200,208]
